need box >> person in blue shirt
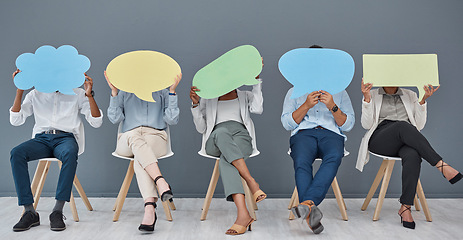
[280,45,355,234]
[105,71,181,232]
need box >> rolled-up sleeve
[248,80,263,114]
[107,94,125,124]
[191,100,207,134]
[338,91,355,132]
[281,88,299,131]
[163,91,179,125]
[10,91,34,126]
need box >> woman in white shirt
[358,79,462,229]
[190,78,266,236]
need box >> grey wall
[1,0,462,199]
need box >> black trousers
[369,120,442,205]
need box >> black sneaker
[13,211,40,232]
[49,211,66,231]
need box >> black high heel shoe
[437,162,462,184]
[154,176,173,202]
[398,205,415,229]
[138,202,157,232]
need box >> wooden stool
[361,152,432,221]
[30,158,93,222]
[111,152,176,222]
[199,152,259,221]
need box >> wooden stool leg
[113,161,135,222]
[33,161,51,210]
[414,194,421,211]
[168,200,176,210]
[200,159,220,221]
[361,160,388,211]
[289,187,299,220]
[242,177,257,221]
[73,176,93,211]
[331,177,348,221]
[157,185,173,221]
[373,160,395,221]
[31,161,47,196]
[288,186,297,210]
[416,179,432,222]
[69,192,79,222]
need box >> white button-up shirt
[10,88,103,152]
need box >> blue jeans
[10,133,78,206]
[290,128,344,206]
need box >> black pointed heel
[138,202,157,232]
[398,205,415,229]
[437,162,462,184]
[154,176,173,202]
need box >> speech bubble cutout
[192,45,262,99]
[14,45,90,95]
[363,54,439,101]
[106,51,181,102]
[279,48,355,99]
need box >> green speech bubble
[193,45,262,99]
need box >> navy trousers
[10,133,78,206]
[290,128,344,206]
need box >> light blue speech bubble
[14,45,90,95]
[279,48,355,99]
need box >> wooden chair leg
[242,177,257,221]
[361,160,388,211]
[288,186,297,210]
[33,161,51,210]
[200,159,220,221]
[31,161,47,196]
[157,185,173,221]
[414,194,421,211]
[331,177,348,221]
[69,191,79,222]
[168,200,176,210]
[373,160,395,221]
[416,179,432,222]
[113,160,135,222]
[73,176,93,211]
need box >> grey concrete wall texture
[1,0,462,200]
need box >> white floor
[0,197,462,240]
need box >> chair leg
[31,161,47,197]
[414,194,421,211]
[157,185,173,221]
[69,191,79,222]
[288,187,299,220]
[416,179,432,222]
[113,160,135,222]
[241,177,257,221]
[361,160,388,211]
[200,159,220,221]
[168,200,176,210]
[73,176,93,211]
[331,177,348,221]
[373,160,395,221]
[33,161,51,210]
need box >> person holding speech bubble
[105,71,181,232]
[9,69,103,232]
[281,45,355,234]
[190,63,266,235]
[358,80,462,229]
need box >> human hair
[309,45,323,48]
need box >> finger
[434,85,440,92]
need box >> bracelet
[169,92,176,96]
[192,102,199,107]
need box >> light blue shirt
[107,89,179,133]
[281,88,355,139]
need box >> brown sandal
[253,189,267,203]
[225,219,254,235]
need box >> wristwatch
[331,104,339,113]
[85,90,95,97]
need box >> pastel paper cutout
[106,50,181,102]
[279,48,355,99]
[363,54,439,101]
[14,45,90,95]
[192,45,262,99]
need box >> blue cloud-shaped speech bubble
[14,45,90,95]
[279,48,355,99]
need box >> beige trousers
[116,126,168,200]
